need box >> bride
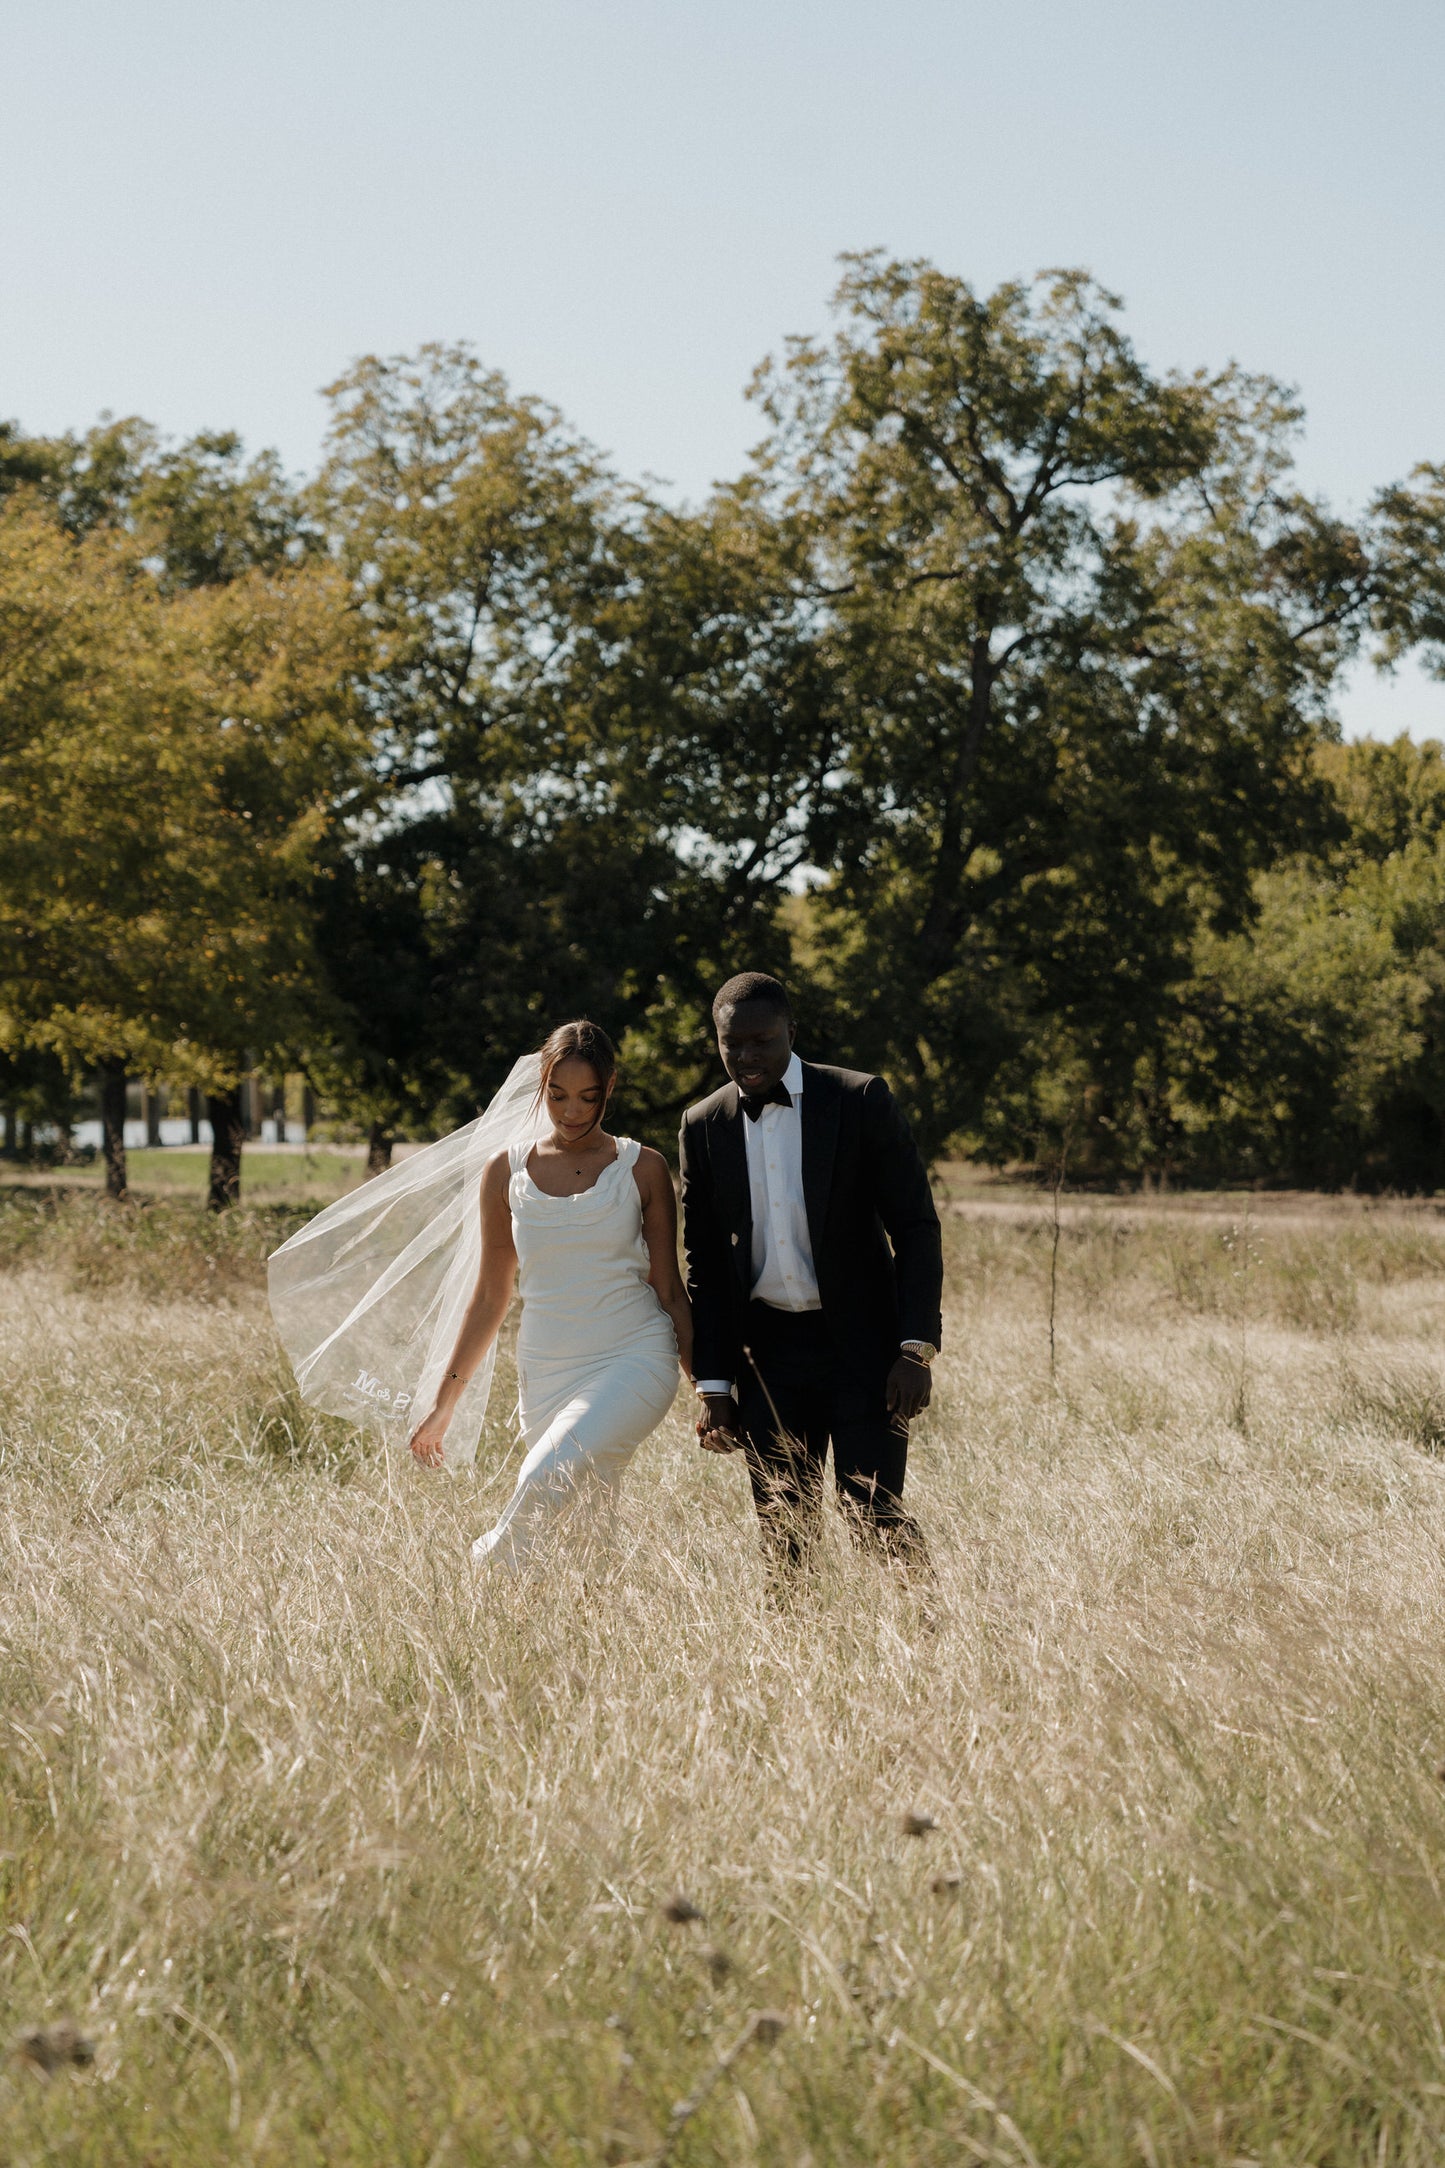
[410,1019,691,1566]
[266,1020,692,1572]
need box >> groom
[679,972,943,1576]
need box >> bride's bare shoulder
[633,1142,674,1189]
[480,1147,515,1195]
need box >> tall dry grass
[5,1185,1445,2161]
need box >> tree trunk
[2,1105,15,1157]
[100,1060,128,1199]
[206,1086,245,1211]
[143,1084,162,1148]
[187,1086,201,1145]
[365,1120,393,1179]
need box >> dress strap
[614,1136,641,1176]
[507,1137,532,1176]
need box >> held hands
[696,1356,931,1452]
[696,1393,741,1454]
[885,1352,932,1422]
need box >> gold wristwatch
[900,1340,937,1364]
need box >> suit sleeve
[860,1076,944,1350]
[679,1111,741,1386]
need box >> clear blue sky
[3,0,1442,736]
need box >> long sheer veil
[267,1054,546,1466]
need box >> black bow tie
[741,1080,793,1121]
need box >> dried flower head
[902,1810,938,1837]
[751,2008,789,2045]
[703,1945,734,1981]
[662,1895,705,1925]
[930,1873,963,1895]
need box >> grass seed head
[703,1944,734,1980]
[931,1873,963,1894]
[16,2021,95,2075]
[902,1809,938,1836]
[751,2008,788,2045]
[662,1894,705,1925]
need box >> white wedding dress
[470,1135,679,1572]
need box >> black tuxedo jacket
[678,1061,944,1386]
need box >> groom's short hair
[712,971,793,1022]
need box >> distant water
[69,1118,310,1151]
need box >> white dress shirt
[697,1053,819,1396]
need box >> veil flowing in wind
[267,1054,546,1466]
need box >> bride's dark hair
[535,1018,618,1104]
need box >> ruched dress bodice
[509,1137,671,1370]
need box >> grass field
[11,1146,368,1205]
[6,1180,1445,2162]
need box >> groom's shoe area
[681,973,944,1584]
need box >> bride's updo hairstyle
[534,1018,618,1111]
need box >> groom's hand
[886,1354,932,1422]
[697,1394,741,1453]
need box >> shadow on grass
[1340,1357,1445,1454]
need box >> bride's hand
[408,1406,450,1468]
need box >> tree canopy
[2,258,1444,1194]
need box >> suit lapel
[800,1061,839,1272]
[711,1084,753,1290]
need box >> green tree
[572,485,844,1121]
[0,414,333,1198]
[1161,739,1445,1188]
[130,429,315,592]
[0,414,311,573]
[1370,464,1445,675]
[0,497,368,1203]
[315,348,856,1141]
[312,344,635,1152]
[744,257,1369,1155]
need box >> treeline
[3,256,1445,1199]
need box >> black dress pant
[736,1301,928,1574]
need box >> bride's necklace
[546,1125,608,1183]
